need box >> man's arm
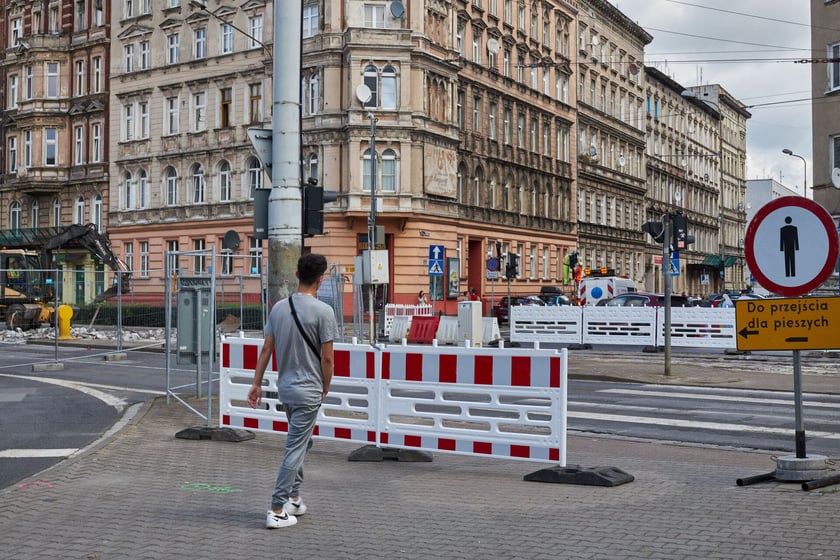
[247,334,275,408]
[320,340,334,401]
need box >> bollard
[57,305,76,340]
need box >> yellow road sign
[735,297,840,351]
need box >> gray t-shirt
[264,293,339,406]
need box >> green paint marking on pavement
[180,482,243,493]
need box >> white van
[578,276,637,305]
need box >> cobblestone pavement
[1,351,839,560]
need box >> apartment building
[107,0,273,291]
[811,0,840,288]
[303,0,580,310]
[1,0,111,301]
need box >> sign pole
[662,214,672,377]
[793,349,806,458]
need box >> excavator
[0,223,129,330]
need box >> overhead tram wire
[662,0,840,34]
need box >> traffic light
[505,252,519,279]
[671,212,694,249]
[642,221,666,243]
[303,183,339,236]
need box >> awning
[702,255,722,267]
[723,255,739,267]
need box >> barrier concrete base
[348,444,433,462]
[175,426,255,442]
[524,464,634,487]
[104,352,128,361]
[32,362,65,372]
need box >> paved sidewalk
[1,351,839,559]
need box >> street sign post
[736,197,840,482]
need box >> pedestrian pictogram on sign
[428,244,444,277]
[744,197,839,297]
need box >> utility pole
[662,213,672,377]
[267,0,302,304]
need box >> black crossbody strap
[288,294,321,361]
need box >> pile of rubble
[0,326,168,345]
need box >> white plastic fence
[219,336,568,466]
[383,304,433,336]
[511,306,737,348]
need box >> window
[124,172,135,209]
[503,108,511,144]
[220,88,232,127]
[23,131,33,168]
[832,135,840,170]
[248,15,263,49]
[74,126,85,165]
[50,7,59,33]
[381,149,397,192]
[364,4,386,28]
[472,32,480,64]
[166,167,179,206]
[221,23,234,54]
[249,237,262,275]
[306,74,319,115]
[363,149,374,191]
[8,75,18,109]
[45,128,58,166]
[167,96,180,135]
[125,44,135,72]
[10,201,22,231]
[308,153,319,182]
[52,197,61,227]
[125,243,134,273]
[31,199,39,228]
[517,113,525,148]
[219,161,232,201]
[46,63,59,98]
[75,61,85,95]
[381,65,397,109]
[93,57,103,93]
[503,48,511,77]
[126,0,135,18]
[192,164,205,203]
[488,102,497,140]
[456,90,463,127]
[194,239,206,273]
[140,241,149,277]
[123,103,134,141]
[193,92,206,131]
[249,83,263,123]
[167,240,179,274]
[11,18,22,46]
[168,33,180,65]
[830,42,840,91]
[8,137,17,173]
[138,170,149,208]
[139,101,149,138]
[472,96,481,132]
[24,65,33,99]
[195,28,207,59]
[140,40,150,70]
[363,65,378,108]
[91,123,102,162]
[74,196,85,224]
[141,0,150,15]
[92,195,102,231]
[247,157,262,198]
[303,4,319,38]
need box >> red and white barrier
[219,336,568,466]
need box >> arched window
[473,169,481,207]
[52,197,61,227]
[308,73,319,115]
[380,149,396,192]
[503,178,511,211]
[138,169,149,209]
[31,199,39,227]
[381,65,396,109]
[247,157,261,199]
[308,152,319,183]
[10,201,21,230]
[489,174,497,208]
[92,194,102,231]
[165,167,178,206]
[74,196,85,224]
[218,160,231,201]
[363,64,378,108]
[124,171,134,209]
[457,164,466,203]
[191,163,205,203]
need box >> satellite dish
[222,230,241,251]
[832,167,840,189]
[681,159,688,167]
[389,1,405,19]
[487,38,500,54]
[618,155,626,167]
[589,145,598,158]
[355,84,372,104]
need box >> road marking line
[598,388,840,409]
[0,374,126,410]
[0,449,78,458]
[569,410,840,439]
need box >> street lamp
[782,149,807,196]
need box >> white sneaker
[284,498,307,516]
[266,509,298,529]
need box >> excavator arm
[41,223,129,275]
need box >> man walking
[248,253,338,529]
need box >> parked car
[597,292,691,307]
[493,295,545,324]
[538,293,572,306]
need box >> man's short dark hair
[298,253,328,285]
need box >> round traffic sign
[486,257,499,272]
[744,196,839,297]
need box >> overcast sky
[609,0,813,196]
